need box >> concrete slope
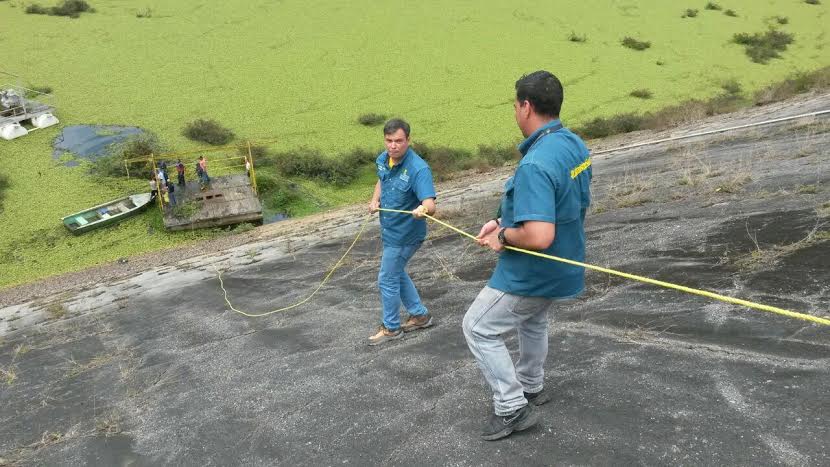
[0,95,828,466]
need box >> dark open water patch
[262,208,289,224]
[52,125,144,166]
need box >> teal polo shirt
[488,119,592,298]
[376,148,436,246]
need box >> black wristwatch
[498,227,510,246]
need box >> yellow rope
[216,215,372,317]
[216,206,829,326]
[377,208,830,326]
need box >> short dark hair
[383,118,410,137]
[515,71,563,118]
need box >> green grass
[0,0,828,288]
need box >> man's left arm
[412,167,437,218]
[480,163,556,251]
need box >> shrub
[340,147,374,169]
[0,173,9,212]
[773,16,788,25]
[411,142,472,181]
[568,32,587,43]
[629,88,653,99]
[357,113,386,126]
[705,2,722,10]
[733,29,794,64]
[136,7,152,18]
[50,0,93,17]
[182,119,235,145]
[25,85,53,98]
[804,0,820,5]
[724,9,738,17]
[753,66,830,104]
[621,37,651,51]
[576,113,646,139]
[93,132,164,178]
[25,4,49,14]
[255,171,301,214]
[682,8,698,18]
[238,144,269,160]
[273,148,359,186]
[721,79,742,96]
[573,67,829,140]
[656,60,666,66]
[27,0,94,17]
[477,144,519,166]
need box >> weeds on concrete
[46,302,67,320]
[607,172,656,208]
[736,218,829,270]
[1,365,17,385]
[95,411,122,437]
[66,354,115,378]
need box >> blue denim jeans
[378,243,428,330]
[463,286,578,415]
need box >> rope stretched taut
[216,208,829,326]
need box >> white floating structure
[0,85,59,140]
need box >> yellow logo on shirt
[570,157,592,179]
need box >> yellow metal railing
[122,140,269,212]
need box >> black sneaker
[524,390,550,406]
[480,404,538,441]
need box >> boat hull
[62,193,153,235]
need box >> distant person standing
[198,155,210,189]
[176,159,186,187]
[167,179,177,206]
[462,71,592,440]
[149,177,158,198]
[245,158,251,178]
[367,118,437,346]
[159,161,169,183]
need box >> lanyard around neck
[527,122,564,153]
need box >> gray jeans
[463,286,573,415]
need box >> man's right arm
[369,180,381,213]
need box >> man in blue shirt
[368,119,437,346]
[462,71,592,440]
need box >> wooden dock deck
[162,174,262,231]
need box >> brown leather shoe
[368,326,403,346]
[401,314,434,333]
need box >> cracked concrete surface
[1,95,829,466]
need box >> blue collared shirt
[376,148,436,246]
[488,119,592,298]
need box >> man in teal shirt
[368,119,437,346]
[463,71,592,440]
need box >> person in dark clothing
[167,179,177,206]
[176,159,186,187]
